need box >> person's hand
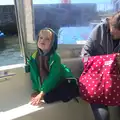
[31,92,39,101]
[116,53,120,67]
[31,91,45,106]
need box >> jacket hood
[37,28,58,56]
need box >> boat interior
[0,0,119,120]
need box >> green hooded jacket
[27,28,76,94]
[28,51,75,93]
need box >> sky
[0,0,111,5]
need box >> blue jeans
[91,104,120,120]
[91,104,109,120]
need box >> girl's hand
[31,92,39,101]
[31,91,45,106]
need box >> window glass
[0,1,24,66]
[33,0,115,44]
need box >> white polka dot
[91,96,93,98]
[101,100,103,102]
[89,84,91,86]
[106,81,109,84]
[95,85,97,87]
[108,101,111,103]
[100,56,102,58]
[96,65,98,67]
[114,82,116,85]
[106,89,108,91]
[92,81,95,83]
[98,96,100,98]
[105,97,108,99]
[117,78,119,80]
[84,94,86,96]
[113,98,115,100]
[105,69,107,71]
[91,88,94,90]
[117,94,119,96]
[116,101,118,103]
[102,85,104,87]
[107,56,108,57]
[117,86,119,88]
[82,90,84,92]
[87,80,88,82]
[109,93,111,96]
[94,100,96,102]
[113,90,116,92]
[94,92,96,94]
[93,74,95,76]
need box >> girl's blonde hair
[37,29,53,41]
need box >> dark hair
[110,11,120,30]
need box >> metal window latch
[0,71,16,82]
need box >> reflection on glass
[33,0,115,44]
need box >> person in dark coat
[81,12,120,120]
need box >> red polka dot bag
[79,53,120,106]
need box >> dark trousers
[91,104,120,120]
[44,79,79,103]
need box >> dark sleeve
[81,24,100,58]
[81,39,95,57]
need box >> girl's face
[37,30,53,51]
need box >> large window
[0,1,24,66]
[33,0,115,44]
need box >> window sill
[0,64,25,71]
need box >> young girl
[28,28,79,106]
